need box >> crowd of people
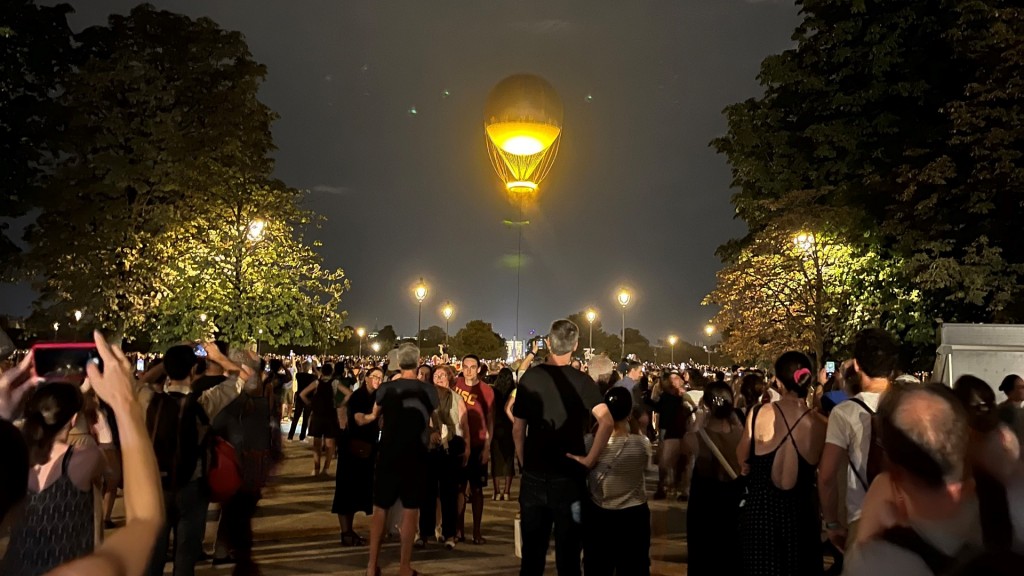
[2,321,1024,576]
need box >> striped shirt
[584,433,652,510]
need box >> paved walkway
[190,433,687,575]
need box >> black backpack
[146,391,208,491]
[881,471,1021,575]
[849,398,885,489]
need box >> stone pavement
[188,433,688,575]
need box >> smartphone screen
[136,358,146,372]
[825,361,836,377]
[194,344,208,357]
[32,344,102,383]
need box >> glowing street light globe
[668,335,678,346]
[617,289,632,308]
[442,303,454,321]
[414,279,428,303]
[484,74,564,195]
[246,219,267,243]
[585,309,597,324]
[356,327,366,338]
[705,324,716,337]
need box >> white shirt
[826,391,881,524]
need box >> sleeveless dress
[2,447,95,576]
[687,423,744,576]
[739,404,823,576]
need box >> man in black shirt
[513,319,613,576]
[359,342,438,576]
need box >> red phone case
[30,342,99,379]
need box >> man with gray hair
[361,342,438,576]
[513,319,614,576]
[846,383,1024,575]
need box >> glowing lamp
[617,290,631,308]
[585,309,597,324]
[668,335,678,346]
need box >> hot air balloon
[484,74,564,195]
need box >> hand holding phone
[31,343,102,384]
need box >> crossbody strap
[848,398,873,490]
[698,427,738,480]
[594,436,631,485]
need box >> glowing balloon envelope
[484,74,563,195]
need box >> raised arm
[48,331,164,576]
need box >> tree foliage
[711,0,1023,366]
[451,320,507,360]
[0,0,73,265]
[18,5,348,346]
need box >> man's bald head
[880,383,969,488]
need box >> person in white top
[818,328,900,554]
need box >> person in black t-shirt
[357,343,438,576]
[512,319,613,576]
[289,361,317,441]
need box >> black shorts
[373,452,428,510]
[462,447,489,489]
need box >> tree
[20,5,329,343]
[0,1,73,267]
[149,181,349,348]
[369,325,398,355]
[417,325,448,355]
[712,1,1024,366]
[451,320,507,360]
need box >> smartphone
[825,361,836,378]
[536,338,546,350]
[31,343,102,383]
[136,358,146,372]
[194,344,208,357]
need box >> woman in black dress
[490,368,516,500]
[737,351,826,576]
[332,366,382,546]
[300,363,341,477]
[687,382,744,575]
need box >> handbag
[349,438,373,459]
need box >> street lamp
[704,324,716,365]
[585,309,597,353]
[53,322,60,341]
[371,342,381,355]
[617,289,631,359]
[442,303,454,349]
[199,313,208,323]
[257,328,263,355]
[414,278,428,353]
[668,335,678,364]
[74,310,83,323]
[246,219,267,243]
[356,327,366,357]
[793,232,815,254]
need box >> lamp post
[585,309,597,353]
[414,278,428,354]
[257,328,263,355]
[442,303,454,349]
[704,324,715,365]
[668,335,678,365]
[73,310,83,338]
[199,313,207,323]
[356,327,366,357]
[53,322,60,341]
[617,289,631,359]
[371,342,381,355]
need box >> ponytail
[774,351,814,399]
[21,383,83,466]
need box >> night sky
[7,1,802,344]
